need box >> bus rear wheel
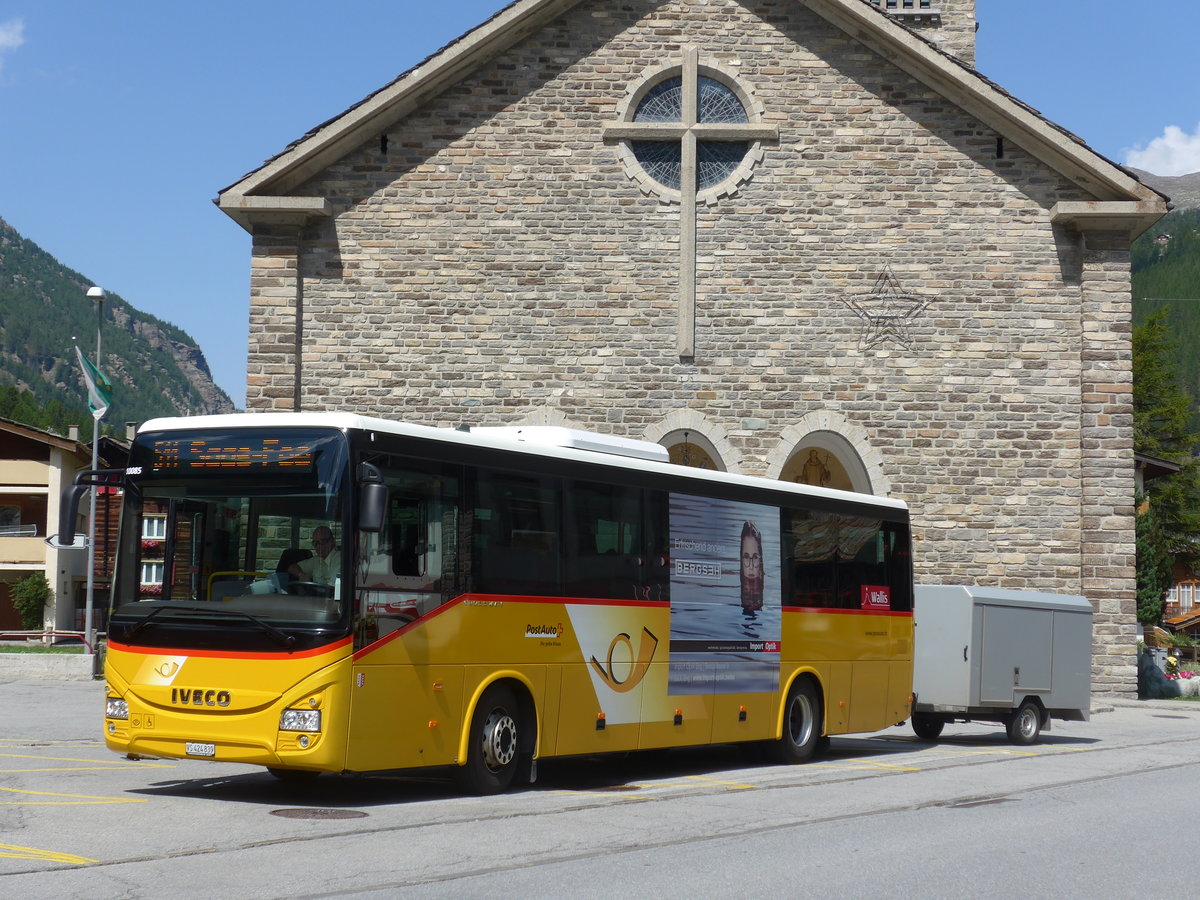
[456,684,521,795]
[773,679,822,764]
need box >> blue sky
[1,1,1197,408]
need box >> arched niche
[643,411,738,473]
[767,414,889,497]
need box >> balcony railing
[0,524,38,537]
[0,534,46,565]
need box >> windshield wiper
[186,605,297,649]
[122,603,296,648]
[123,604,181,642]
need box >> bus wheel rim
[788,695,813,746]
[482,710,517,771]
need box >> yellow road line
[550,790,648,801]
[0,843,97,865]
[684,774,758,790]
[923,748,1039,758]
[0,766,167,773]
[0,752,172,769]
[811,761,920,772]
[0,786,147,806]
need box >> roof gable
[217,0,1165,231]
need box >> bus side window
[360,460,459,609]
[471,468,561,597]
[786,508,837,608]
[389,495,425,577]
[883,522,913,612]
[564,480,642,601]
[642,490,670,604]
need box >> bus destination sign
[148,436,318,472]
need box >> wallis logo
[590,627,658,693]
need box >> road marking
[811,761,920,772]
[923,748,1039,758]
[0,753,174,777]
[684,775,758,790]
[0,786,147,806]
[551,790,648,801]
[0,843,97,865]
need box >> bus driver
[289,526,341,586]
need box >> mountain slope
[1132,206,1200,414]
[1128,168,1200,211]
[0,217,235,435]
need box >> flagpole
[85,286,105,656]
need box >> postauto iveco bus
[73,413,913,793]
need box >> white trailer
[911,585,1092,745]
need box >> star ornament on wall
[841,265,929,351]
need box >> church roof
[217,0,1167,231]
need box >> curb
[0,653,98,681]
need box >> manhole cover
[270,808,369,820]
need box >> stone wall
[243,0,1135,691]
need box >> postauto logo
[525,622,564,638]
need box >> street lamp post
[84,285,105,654]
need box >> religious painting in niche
[840,264,929,352]
[666,433,719,470]
[781,447,855,492]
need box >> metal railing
[0,629,99,654]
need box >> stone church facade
[218,0,1168,693]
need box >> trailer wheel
[1006,700,1042,745]
[773,679,822,764]
[911,714,944,741]
[456,684,521,795]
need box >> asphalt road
[3,679,1199,898]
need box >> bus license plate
[185,741,215,758]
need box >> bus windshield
[108,428,352,651]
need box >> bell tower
[868,0,977,67]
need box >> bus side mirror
[358,463,387,533]
[53,481,91,547]
[48,469,124,548]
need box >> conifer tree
[1133,309,1200,623]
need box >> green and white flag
[75,344,112,420]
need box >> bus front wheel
[773,679,823,764]
[457,684,521,795]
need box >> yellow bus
[79,413,912,793]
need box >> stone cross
[603,48,777,357]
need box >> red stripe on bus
[353,592,668,660]
[782,606,913,617]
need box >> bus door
[163,499,207,603]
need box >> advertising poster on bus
[668,494,781,694]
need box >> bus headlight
[106,698,129,720]
[279,709,322,732]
